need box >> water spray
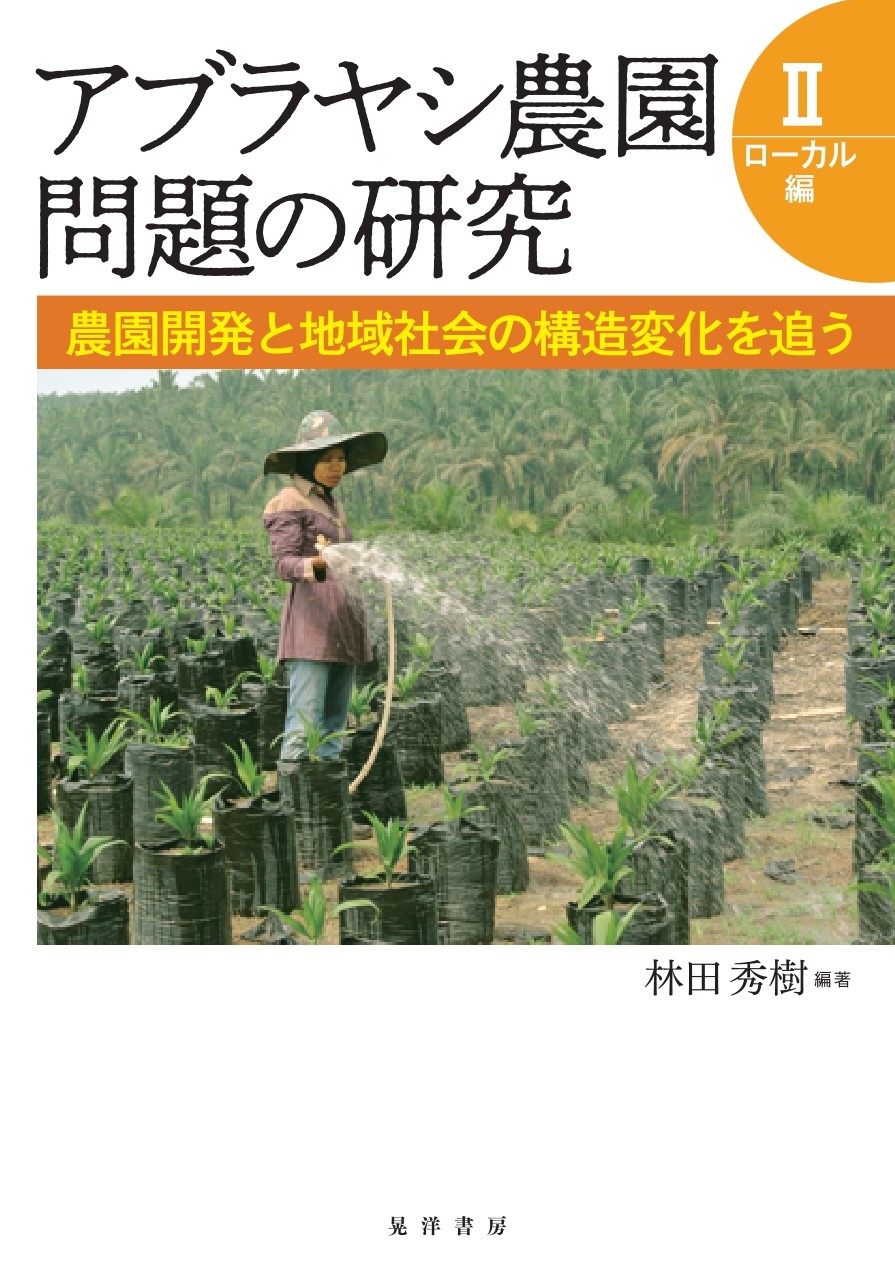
[321,542,396,795]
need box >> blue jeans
[280,660,355,762]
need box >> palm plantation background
[38,368,895,551]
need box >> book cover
[12,2,894,1275]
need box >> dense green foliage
[46,810,116,911]
[38,368,894,549]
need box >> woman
[262,410,387,761]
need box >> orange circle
[733,0,895,282]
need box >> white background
[7,3,893,1277]
[23,0,893,294]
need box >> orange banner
[37,295,895,369]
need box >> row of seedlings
[848,557,895,943]
[557,550,811,944]
[359,548,721,943]
[38,547,306,943]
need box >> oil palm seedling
[83,614,118,646]
[875,703,895,741]
[552,902,641,945]
[714,634,749,686]
[442,787,485,825]
[407,632,436,668]
[280,711,351,762]
[177,636,225,707]
[694,697,742,754]
[669,699,745,791]
[856,561,891,610]
[122,696,191,747]
[407,640,470,751]
[866,602,895,656]
[336,813,413,887]
[548,820,670,945]
[255,655,281,686]
[601,613,629,641]
[204,677,252,709]
[122,641,167,674]
[860,772,895,860]
[362,813,413,886]
[153,775,224,851]
[535,675,565,708]
[118,635,175,717]
[133,775,232,944]
[348,681,383,727]
[488,694,570,848]
[387,663,444,786]
[57,660,123,757]
[213,739,298,916]
[548,821,638,912]
[853,771,895,942]
[392,664,425,700]
[460,742,528,895]
[37,687,54,814]
[223,738,268,801]
[263,876,378,944]
[589,903,642,943]
[123,697,195,846]
[466,742,513,783]
[63,719,129,780]
[664,745,706,795]
[562,639,594,667]
[344,682,407,824]
[518,579,554,607]
[408,787,499,944]
[857,675,895,741]
[191,676,260,797]
[516,703,548,737]
[43,808,117,911]
[37,809,131,945]
[601,549,625,578]
[210,621,260,687]
[614,759,670,839]
[277,711,354,881]
[239,656,288,768]
[851,873,895,931]
[721,581,759,627]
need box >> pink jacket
[263,477,372,665]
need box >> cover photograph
[11,1,895,1275]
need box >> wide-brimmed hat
[263,410,388,476]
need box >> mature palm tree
[40,443,96,521]
[718,392,855,497]
[842,381,895,503]
[651,369,754,517]
[163,437,222,520]
[150,370,179,396]
[37,368,895,531]
[441,406,542,507]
